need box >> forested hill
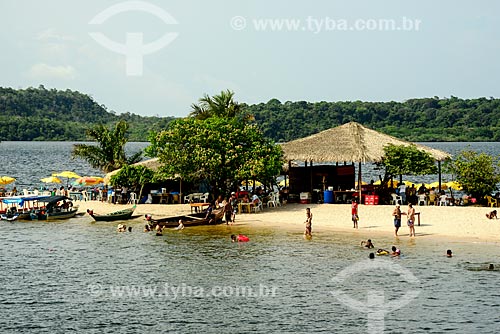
[1,86,499,142]
[0,86,174,141]
[248,97,500,142]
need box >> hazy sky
[1,0,499,117]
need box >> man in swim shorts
[405,203,416,237]
[392,205,402,236]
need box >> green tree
[110,164,155,200]
[379,144,438,179]
[146,117,283,196]
[72,120,142,173]
[444,150,500,200]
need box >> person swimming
[446,249,453,257]
[231,234,250,242]
[369,252,375,259]
[175,219,185,230]
[361,239,374,249]
[391,246,401,257]
[155,224,163,236]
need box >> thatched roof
[103,158,163,184]
[280,122,450,163]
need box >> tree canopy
[444,150,500,200]
[146,117,283,196]
[378,144,438,179]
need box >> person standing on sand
[404,203,416,237]
[392,205,402,236]
[304,208,312,237]
[351,199,359,229]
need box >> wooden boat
[0,195,50,221]
[148,208,224,228]
[29,196,79,221]
[87,206,136,222]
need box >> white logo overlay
[88,1,179,76]
[330,259,421,334]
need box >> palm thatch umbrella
[280,122,451,198]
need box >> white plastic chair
[200,193,209,203]
[252,200,263,213]
[184,194,193,203]
[145,194,153,204]
[128,192,138,204]
[417,194,427,206]
[391,193,403,205]
[438,195,448,206]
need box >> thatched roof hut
[280,122,450,163]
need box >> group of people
[392,203,416,237]
[362,239,401,258]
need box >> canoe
[87,206,136,222]
[148,208,224,228]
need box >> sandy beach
[79,201,500,243]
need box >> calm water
[1,218,500,333]
[1,142,500,333]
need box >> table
[333,191,357,203]
[152,193,172,204]
[238,202,253,214]
[190,202,209,213]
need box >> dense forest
[0,86,174,141]
[1,86,499,142]
[248,97,500,142]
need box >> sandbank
[78,201,500,243]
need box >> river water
[1,142,500,333]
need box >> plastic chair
[200,193,209,203]
[428,193,437,205]
[485,196,499,208]
[390,193,403,205]
[267,192,277,208]
[417,194,427,206]
[82,190,89,202]
[438,195,448,206]
[252,200,263,213]
[145,194,153,204]
[128,192,138,204]
[184,194,193,203]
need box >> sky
[1,0,499,117]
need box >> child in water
[361,239,374,248]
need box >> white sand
[79,201,500,242]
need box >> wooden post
[358,162,362,203]
[438,161,442,192]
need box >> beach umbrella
[373,180,399,187]
[0,176,16,185]
[52,171,81,186]
[445,181,462,191]
[241,180,263,187]
[40,176,62,184]
[53,171,81,179]
[73,176,104,187]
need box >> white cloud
[28,63,77,80]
